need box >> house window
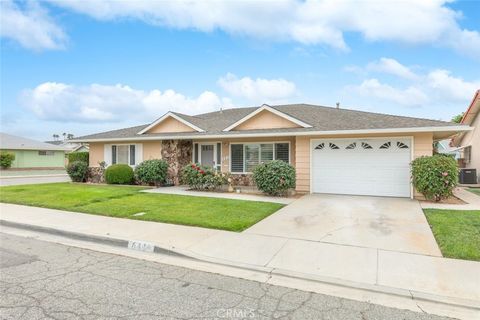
[111,144,136,165]
[464,146,472,164]
[231,142,290,173]
[38,150,54,156]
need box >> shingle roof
[0,133,67,151]
[74,103,463,141]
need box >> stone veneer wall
[229,174,254,186]
[161,140,192,185]
[87,167,105,183]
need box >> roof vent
[336,102,340,109]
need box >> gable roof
[72,103,469,142]
[223,104,312,131]
[138,112,205,134]
[453,90,480,145]
[1,133,67,151]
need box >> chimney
[336,102,340,109]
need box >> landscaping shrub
[253,160,296,196]
[105,164,134,184]
[0,152,15,169]
[66,160,88,182]
[182,163,228,190]
[134,159,168,186]
[68,151,89,164]
[411,155,458,202]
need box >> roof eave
[70,125,472,143]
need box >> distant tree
[52,134,59,141]
[62,133,66,140]
[67,133,74,140]
[451,113,464,123]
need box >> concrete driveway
[245,194,441,256]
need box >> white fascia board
[222,105,313,132]
[137,112,204,134]
[70,125,472,143]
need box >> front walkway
[420,187,480,210]
[1,202,479,310]
[142,185,295,204]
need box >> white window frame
[229,141,291,174]
[111,144,136,167]
[192,141,222,170]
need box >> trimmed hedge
[66,161,88,182]
[134,159,168,186]
[68,151,89,164]
[411,155,458,202]
[0,152,15,169]
[253,160,296,196]
[105,164,134,184]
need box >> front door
[200,144,215,168]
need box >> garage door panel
[311,138,411,197]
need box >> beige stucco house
[453,90,480,183]
[73,103,471,198]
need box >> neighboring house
[453,90,480,183]
[0,133,67,169]
[72,103,470,199]
[435,139,460,159]
[45,140,89,153]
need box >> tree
[62,133,66,140]
[67,133,74,140]
[451,113,464,123]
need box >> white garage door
[312,138,412,197]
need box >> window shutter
[231,144,244,173]
[194,143,199,163]
[111,145,117,164]
[216,143,221,169]
[275,143,289,162]
[129,145,136,165]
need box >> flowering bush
[182,163,228,191]
[134,159,168,186]
[253,160,296,196]
[411,155,458,202]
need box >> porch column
[161,140,192,185]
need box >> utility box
[459,169,477,184]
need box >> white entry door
[311,138,412,197]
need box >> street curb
[0,174,69,179]
[1,218,479,312]
[0,220,187,258]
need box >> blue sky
[1,0,479,141]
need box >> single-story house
[45,140,90,153]
[452,90,480,183]
[0,132,67,169]
[72,103,471,198]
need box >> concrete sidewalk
[1,203,479,314]
[142,185,295,204]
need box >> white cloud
[217,73,297,104]
[21,82,231,123]
[426,69,480,101]
[345,59,480,114]
[3,1,477,55]
[366,58,419,80]
[0,0,66,50]
[43,0,480,56]
[350,79,428,107]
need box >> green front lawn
[0,183,283,232]
[424,209,480,261]
[467,188,480,196]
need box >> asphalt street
[0,232,451,320]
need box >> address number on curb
[128,240,155,253]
